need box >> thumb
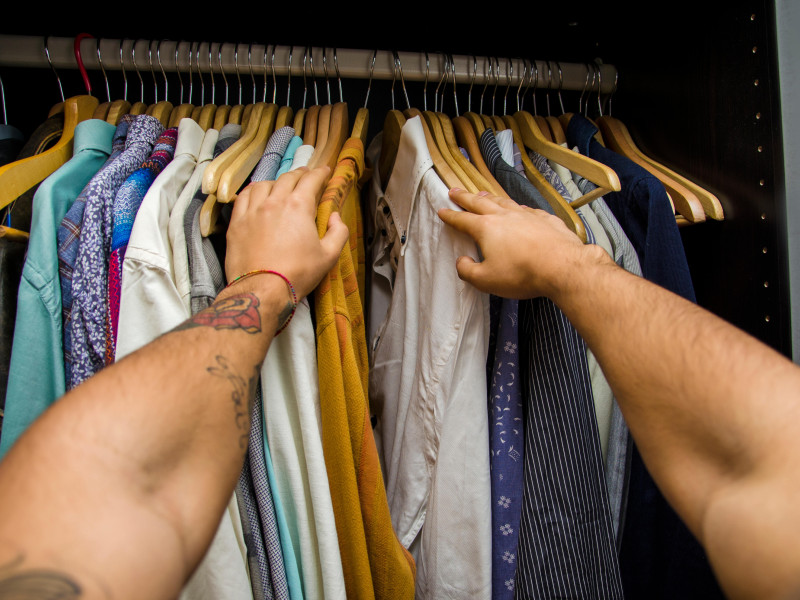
[455,256,484,287]
[319,211,350,266]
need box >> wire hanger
[210,43,231,129]
[92,37,112,121]
[274,43,294,129]
[144,39,173,127]
[308,48,332,167]
[128,40,148,116]
[308,47,348,171]
[0,35,98,213]
[463,55,486,136]
[102,39,131,126]
[167,41,193,127]
[44,35,66,117]
[545,61,567,144]
[351,48,372,144]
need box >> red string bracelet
[224,269,298,335]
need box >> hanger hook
[271,44,278,104]
[208,43,217,106]
[503,57,512,116]
[364,49,377,110]
[74,33,94,96]
[44,36,65,103]
[434,52,447,112]
[175,41,185,105]
[492,57,501,116]
[468,55,477,113]
[517,58,527,112]
[301,47,309,110]
[131,40,145,103]
[96,38,111,102]
[308,47,319,105]
[218,43,229,106]
[394,51,411,110]
[322,47,331,104]
[555,61,565,114]
[530,58,539,115]
[480,56,490,115]
[118,39,128,102]
[545,60,555,116]
[333,48,344,103]
[248,42,256,104]
[450,54,459,116]
[423,52,430,112]
[595,61,604,116]
[194,42,205,106]
[147,40,159,103]
[0,75,7,125]
[607,66,618,116]
[262,45,268,103]
[157,40,169,103]
[286,45,294,107]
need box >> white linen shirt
[289,144,314,170]
[169,127,220,313]
[116,118,203,358]
[367,116,492,600]
[495,128,515,166]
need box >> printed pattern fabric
[489,297,525,600]
[251,126,295,182]
[68,115,164,389]
[59,116,132,384]
[514,298,624,599]
[107,127,178,361]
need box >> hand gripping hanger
[0,35,98,212]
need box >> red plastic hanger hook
[74,33,94,95]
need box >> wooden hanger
[379,110,406,187]
[107,101,132,126]
[404,109,464,191]
[228,104,245,125]
[438,112,500,193]
[275,106,293,129]
[452,115,508,197]
[310,101,348,171]
[502,114,586,242]
[200,102,278,235]
[213,105,232,130]
[514,110,620,208]
[307,103,331,167]
[293,108,307,133]
[596,114,719,221]
[303,105,321,145]
[0,95,98,211]
[352,107,369,145]
[423,111,479,193]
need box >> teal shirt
[275,136,303,178]
[1,119,115,458]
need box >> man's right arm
[439,189,800,600]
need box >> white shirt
[169,127,220,313]
[116,118,203,359]
[367,116,492,599]
[495,128,515,167]
[261,300,347,600]
[289,144,314,170]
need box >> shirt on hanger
[495,129,515,167]
[168,127,222,314]
[0,119,115,459]
[318,137,416,600]
[107,127,178,360]
[368,117,491,600]
[480,130,624,599]
[251,126,294,182]
[275,135,303,178]
[115,118,205,360]
[58,116,132,385]
[68,114,164,389]
[288,144,313,170]
[251,133,347,600]
[566,113,724,600]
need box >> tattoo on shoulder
[206,355,259,452]
[173,293,262,334]
[0,554,82,599]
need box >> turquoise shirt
[1,119,115,458]
[275,136,303,178]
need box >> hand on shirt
[438,188,612,301]
[225,166,348,300]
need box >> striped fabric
[479,129,624,599]
[252,126,295,182]
[515,298,624,599]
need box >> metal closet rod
[0,34,617,94]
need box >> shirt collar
[73,119,116,157]
[565,113,599,157]
[175,118,205,160]
[384,116,433,253]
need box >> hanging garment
[288,145,313,171]
[0,113,64,417]
[480,131,624,599]
[68,114,164,388]
[107,127,178,360]
[115,118,205,360]
[58,115,131,385]
[368,117,491,600]
[275,136,303,178]
[0,119,115,458]
[566,113,724,599]
[317,137,416,600]
[253,125,347,600]
[248,125,311,600]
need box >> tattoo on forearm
[0,554,82,599]
[173,293,262,334]
[206,355,259,451]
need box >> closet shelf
[0,35,617,94]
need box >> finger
[437,207,483,239]
[270,167,309,198]
[448,188,504,215]
[292,165,332,214]
[319,210,350,266]
[454,256,488,289]
[231,184,253,219]
[492,195,523,211]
